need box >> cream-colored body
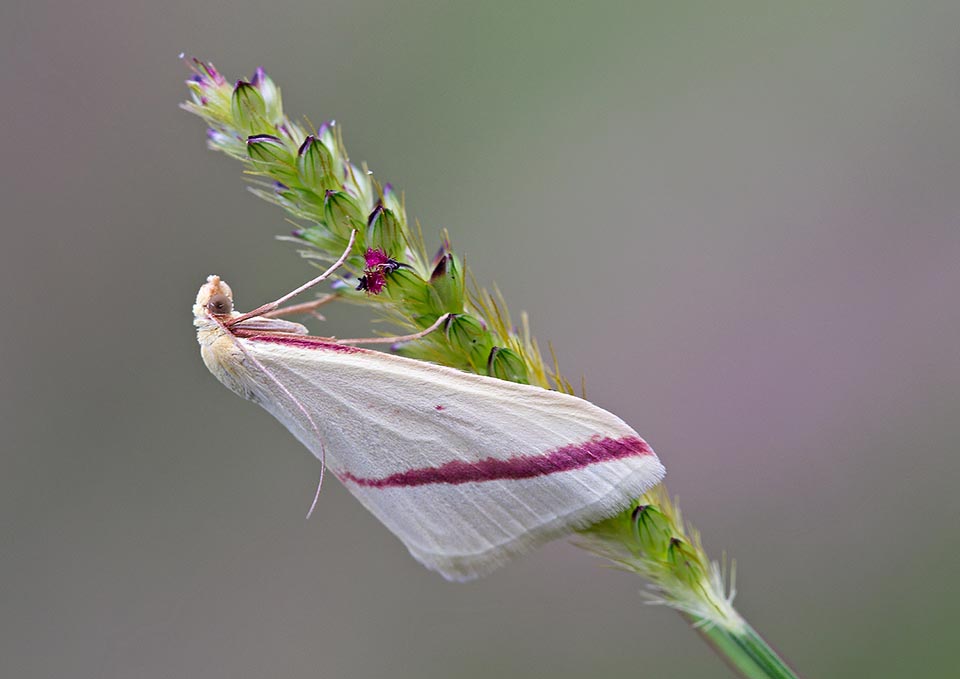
[194,276,665,580]
[197,324,255,399]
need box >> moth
[194,237,664,580]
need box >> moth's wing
[231,316,309,334]
[237,336,664,581]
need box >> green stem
[695,616,800,679]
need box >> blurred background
[3,2,959,677]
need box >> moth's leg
[261,293,337,321]
[336,313,451,346]
[228,230,357,326]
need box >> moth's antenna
[228,230,357,326]
[335,313,451,345]
[305,440,325,520]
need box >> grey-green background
[3,2,959,677]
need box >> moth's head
[194,275,235,323]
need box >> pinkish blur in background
[2,2,958,677]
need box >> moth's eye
[207,293,233,315]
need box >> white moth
[194,242,664,581]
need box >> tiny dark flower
[364,247,392,269]
[357,270,387,295]
[357,247,402,295]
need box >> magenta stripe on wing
[246,334,364,353]
[340,436,653,488]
